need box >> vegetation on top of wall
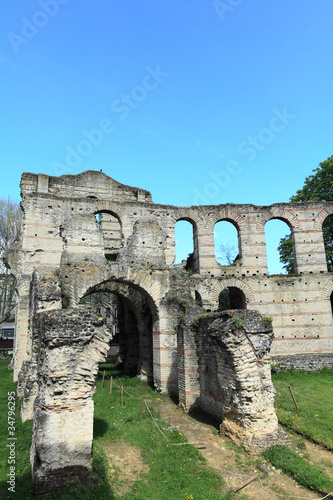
[231,314,245,329]
[262,316,273,324]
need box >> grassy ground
[91,360,233,499]
[272,368,333,448]
[0,359,233,500]
[1,359,332,499]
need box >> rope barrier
[208,465,333,499]
[292,390,333,407]
[256,476,333,500]
[144,400,169,442]
[275,385,333,407]
[99,373,333,500]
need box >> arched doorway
[219,287,246,311]
[79,280,155,382]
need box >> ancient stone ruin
[6,170,333,494]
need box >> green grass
[263,445,333,495]
[92,362,233,499]
[0,359,34,500]
[272,368,333,448]
[0,359,234,499]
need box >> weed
[262,316,273,324]
[231,314,244,329]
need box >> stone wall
[195,310,288,453]
[5,170,333,492]
[8,170,333,386]
[271,353,333,372]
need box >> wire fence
[98,370,333,500]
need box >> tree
[218,243,238,265]
[0,197,21,274]
[277,235,295,274]
[278,154,333,273]
[0,197,21,322]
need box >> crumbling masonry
[7,171,333,494]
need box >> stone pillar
[177,305,202,410]
[198,310,287,454]
[293,229,328,274]
[30,309,110,496]
[238,223,268,275]
[152,301,178,394]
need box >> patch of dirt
[303,440,333,480]
[102,440,149,495]
[151,396,328,500]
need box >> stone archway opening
[30,279,157,495]
[265,218,294,275]
[214,220,240,266]
[174,218,199,272]
[218,286,247,311]
[322,214,333,272]
[94,210,122,261]
[79,282,154,382]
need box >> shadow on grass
[0,472,34,500]
[93,418,109,438]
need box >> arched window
[219,287,246,311]
[214,220,239,265]
[96,211,122,261]
[265,219,294,275]
[174,220,196,270]
[322,215,333,272]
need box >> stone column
[198,310,288,454]
[30,309,110,496]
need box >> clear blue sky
[1,1,332,272]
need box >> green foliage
[231,314,244,329]
[93,363,229,499]
[272,368,333,448]
[0,359,233,499]
[262,316,273,324]
[0,360,34,500]
[291,154,333,203]
[277,234,295,274]
[61,291,70,309]
[263,445,333,494]
[278,154,333,272]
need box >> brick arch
[75,270,163,322]
[210,279,255,305]
[83,280,152,320]
[171,209,202,227]
[193,283,213,306]
[205,209,246,231]
[94,201,127,220]
[321,281,333,301]
[256,208,300,232]
[314,207,333,230]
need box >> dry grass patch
[102,440,149,495]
